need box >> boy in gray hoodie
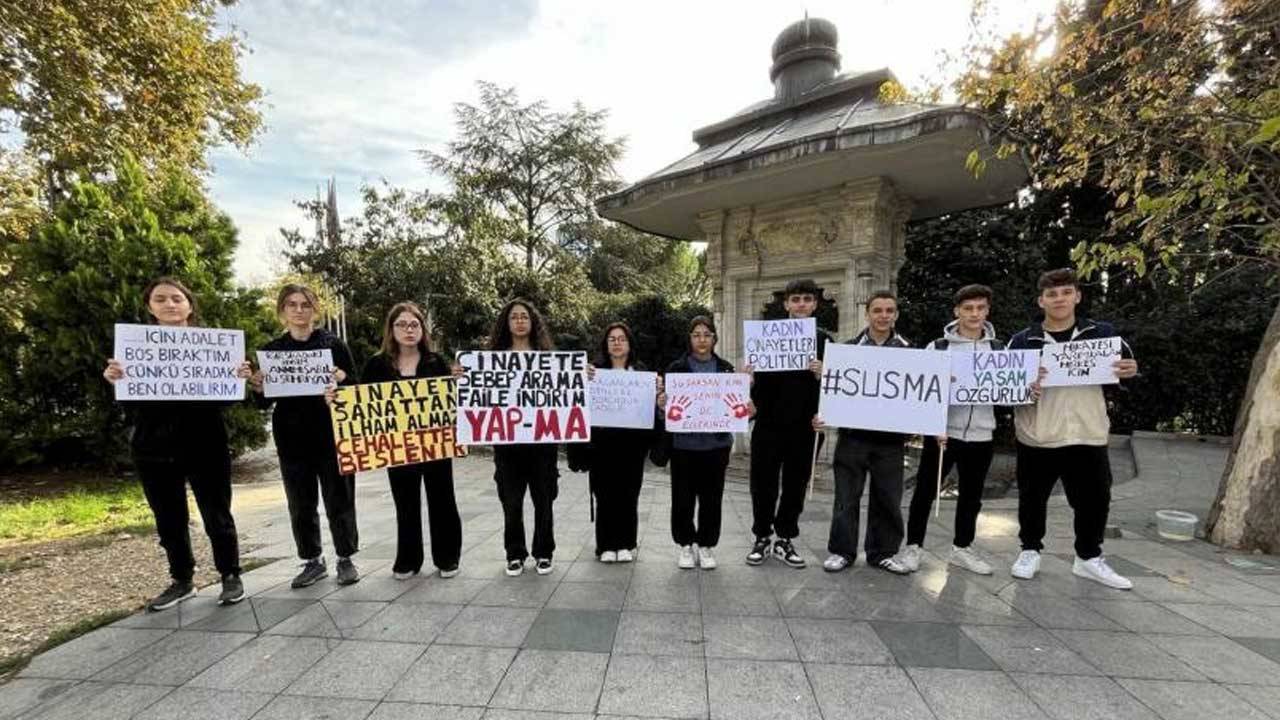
[900,284,1004,575]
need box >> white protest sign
[455,351,591,445]
[743,318,817,372]
[817,343,949,436]
[664,373,752,433]
[949,349,1040,405]
[257,349,333,398]
[1040,336,1123,387]
[589,369,657,429]
[113,323,245,401]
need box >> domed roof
[771,16,838,61]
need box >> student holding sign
[743,279,831,569]
[663,316,746,570]
[1008,269,1138,590]
[360,302,463,580]
[815,291,914,575]
[585,322,660,563]
[102,277,252,612]
[475,299,562,577]
[902,285,1013,576]
[250,284,361,589]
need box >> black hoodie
[256,328,357,460]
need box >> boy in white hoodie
[899,284,1003,575]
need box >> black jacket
[256,328,357,460]
[750,326,833,430]
[127,400,232,463]
[361,350,451,383]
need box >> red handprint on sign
[724,393,752,419]
[667,395,691,422]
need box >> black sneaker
[336,557,360,585]
[535,558,553,575]
[505,559,525,577]
[218,574,245,605]
[291,558,328,588]
[772,539,807,569]
[746,537,771,566]
[147,580,195,612]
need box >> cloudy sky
[210,0,1056,283]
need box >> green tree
[9,154,270,466]
[421,81,626,272]
[956,0,1280,550]
[0,0,264,194]
[570,220,710,306]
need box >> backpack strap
[932,338,949,351]
[991,338,1005,351]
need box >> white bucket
[1155,510,1198,541]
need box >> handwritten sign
[743,318,817,372]
[589,370,657,429]
[330,378,465,473]
[818,344,949,436]
[1041,337,1122,387]
[950,350,1040,405]
[256,349,333,398]
[456,351,590,445]
[664,373,752,433]
[113,323,245,401]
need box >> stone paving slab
[7,436,1280,719]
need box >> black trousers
[669,446,730,547]
[906,437,994,548]
[749,424,815,540]
[1016,442,1113,560]
[136,452,240,582]
[387,459,462,573]
[279,453,358,560]
[589,438,646,554]
[494,444,559,562]
[828,435,905,564]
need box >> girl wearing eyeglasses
[360,302,462,580]
[250,284,361,588]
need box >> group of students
[104,266,1138,614]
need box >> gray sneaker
[336,557,360,585]
[147,580,195,611]
[291,558,328,588]
[218,574,245,605]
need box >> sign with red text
[663,373,752,433]
[330,378,465,474]
[455,351,590,444]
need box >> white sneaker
[822,554,851,572]
[900,544,923,572]
[1011,550,1041,579]
[677,545,696,569]
[698,546,717,570]
[600,551,618,564]
[949,546,994,575]
[1073,556,1133,590]
[876,557,911,575]
[617,549,635,563]
[392,570,418,581]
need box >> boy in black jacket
[744,279,831,568]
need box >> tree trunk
[1206,298,1280,552]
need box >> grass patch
[0,608,132,681]
[0,482,153,544]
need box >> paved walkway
[4,436,1280,720]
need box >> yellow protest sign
[330,378,466,474]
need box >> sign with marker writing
[664,373,752,433]
[589,369,657,429]
[330,378,466,473]
[743,318,816,372]
[817,343,949,435]
[113,323,245,401]
[1040,337,1123,387]
[456,351,591,445]
[257,349,333,398]
[949,350,1040,405]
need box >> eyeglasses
[394,321,422,331]
[690,333,715,340]
[607,337,628,344]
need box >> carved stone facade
[698,176,912,361]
